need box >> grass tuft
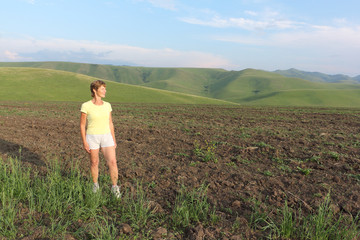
[250,193,360,239]
[171,184,218,229]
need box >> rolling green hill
[211,69,360,107]
[246,89,360,107]
[1,62,360,107]
[0,62,227,97]
[0,67,233,104]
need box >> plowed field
[1,101,360,239]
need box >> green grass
[0,156,221,239]
[0,156,112,239]
[250,194,360,239]
[0,67,234,104]
[171,184,218,229]
[1,62,360,107]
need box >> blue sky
[1,0,359,76]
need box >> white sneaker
[92,183,99,193]
[111,185,121,198]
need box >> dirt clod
[120,223,133,234]
[153,227,168,240]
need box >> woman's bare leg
[90,149,100,184]
[102,146,118,186]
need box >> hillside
[217,69,360,107]
[1,62,360,107]
[0,62,227,97]
[0,67,232,104]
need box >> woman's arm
[80,112,90,153]
[109,112,117,148]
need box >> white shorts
[86,133,115,150]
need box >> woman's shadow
[0,138,45,167]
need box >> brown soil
[1,102,360,239]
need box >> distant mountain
[274,68,359,84]
[1,62,360,107]
[354,75,360,82]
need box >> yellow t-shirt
[80,100,112,135]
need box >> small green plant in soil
[278,164,292,173]
[352,140,360,147]
[226,161,238,168]
[255,141,274,149]
[174,152,190,158]
[189,161,199,167]
[263,170,274,177]
[297,166,312,176]
[272,157,292,173]
[193,140,218,163]
[327,151,340,160]
[348,174,360,182]
[307,155,321,165]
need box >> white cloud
[148,0,177,10]
[0,37,231,69]
[245,10,258,17]
[4,50,20,60]
[214,35,266,45]
[215,24,360,49]
[180,14,304,31]
[333,18,348,26]
[133,0,177,10]
[271,25,360,49]
[214,24,360,75]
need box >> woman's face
[95,85,106,98]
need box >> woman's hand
[83,142,91,154]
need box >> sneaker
[111,185,121,198]
[92,183,99,193]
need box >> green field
[1,101,360,239]
[1,62,360,107]
[0,67,233,104]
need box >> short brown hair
[90,80,106,97]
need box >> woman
[80,80,120,198]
